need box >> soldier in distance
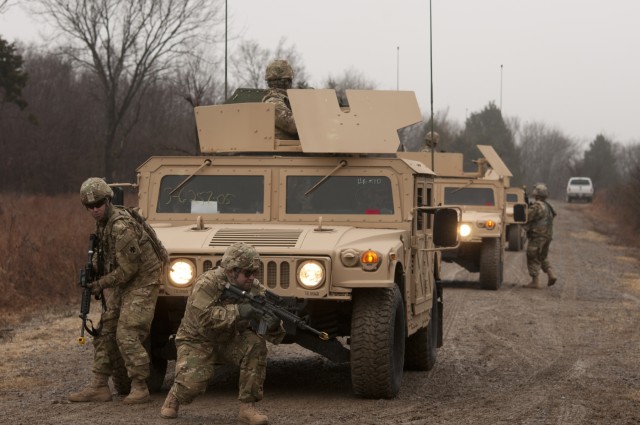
[524,183,558,288]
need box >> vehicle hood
[152,223,406,255]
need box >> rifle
[223,283,329,341]
[77,234,103,345]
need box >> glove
[237,302,260,321]
[88,281,102,296]
[263,313,281,332]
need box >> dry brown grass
[0,193,94,327]
[579,189,640,250]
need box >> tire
[351,286,406,399]
[479,238,502,290]
[405,288,438,371]
[507,225,522,252]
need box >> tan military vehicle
[132,89,459,399]
[400,146,526,290]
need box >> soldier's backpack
[123,206,170,265]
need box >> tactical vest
[98,205,164,275]
[529,200,556,238]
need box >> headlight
[459,223,472,237]
[297,260,325,289]
[168,259,195,287]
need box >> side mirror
[513,203,527,223]
[433,208,459,248]
[111,186,125,206]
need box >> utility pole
[224,0,228,101]
[396,46,400,90]
[500,64,503,111]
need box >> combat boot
[238,402,268,425]
[160,392,180,419]
[68,372,112,402]
[546,268,557,286]
[122,378,150,404]
[524,275,540,289]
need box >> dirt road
[1,202,639,424]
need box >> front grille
[257,259,291,290]
[209,228,302,247]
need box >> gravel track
[1,202,639,424]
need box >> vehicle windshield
[570,179,591,186]
[157,175,264,213]
[445,187,495,206]
[506,193,518,202]
[286,176,394,215]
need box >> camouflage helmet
[221,242,260,271]
[80,177,113,205]
[265,59,294,81]
[425,131,440,145]
[532,183,549,199]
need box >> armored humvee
[134,89,459,399]
[399,146,526,290]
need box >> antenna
[429,0,435,172]
[500,64,503,110]
[396,46,400,91]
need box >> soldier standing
[69,177,165,404]
[262,59,298,140]
[524,183,558,288]
[160,242,285,425]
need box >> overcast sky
[2,1,639,146]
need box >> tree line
[1,0,640,231]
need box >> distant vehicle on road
[566,177,594,203]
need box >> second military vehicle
[134,89,459,398]
[400,146,527,290]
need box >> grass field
[0,193,94,327]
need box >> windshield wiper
[168,159,213,196]
[304,160,348,196]
[450,179,476,194]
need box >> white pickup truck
[566,177,594,203]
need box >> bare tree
[323,66,376,103]
[230,37,309,91]
[518,122,579,198]
[32,0,223,179]
[171,51,224,154]
[230,39,270,89]
[399,108,463,153]
[0,0,12,13]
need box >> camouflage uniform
[420,131,440,152]
[262,59,298,140]
[526,185,557,281]
[71,177,164,404]
[92,204,162,380]
[262,88,298,139]
[168,267,285,404]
